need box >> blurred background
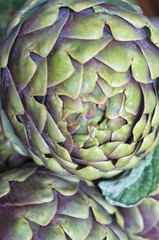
[137,0,159,17]
[0,0,159,43]
[0,0,25,43]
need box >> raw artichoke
[1,0,159,180]
[118,187,159,239]
[0,164,128,240]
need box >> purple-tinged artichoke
[0,164,128,240]
[118,187,159,240]
[1,0,159,180]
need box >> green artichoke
[0,164,128,240]
[118,187,159,239]
[1,0,159,180]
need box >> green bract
[0,124,13,159]
[0,122,29,172]
[0,164,128,240]
[1,0,159,180]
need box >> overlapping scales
[0,164,128,240]
[1,0,159,180]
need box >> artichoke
[1,0,159,180]
[0,164,128,240]
[118,188,159,239]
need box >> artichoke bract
[0,125,14,164]
[0,164,128,240]
[0,123,29,172]
[118,188,159,239]
[1,0,159,180]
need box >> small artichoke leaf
[99,144,159,207]
[92,0,139,13]
[0,109,28,156]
